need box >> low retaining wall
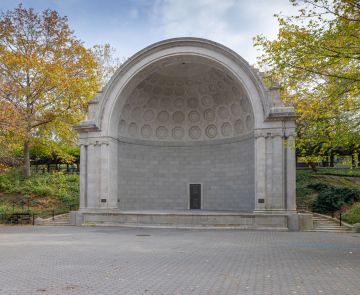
[82,211,289,231]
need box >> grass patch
[340,203,360,224]
[316,168,360,177]
[296,170,316,203]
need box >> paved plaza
[0,226,359,294]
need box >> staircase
[40,213,70,226]
[306,214,353,233]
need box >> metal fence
[0,200,78,225]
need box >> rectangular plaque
[258,199,265,203]
[101,199,107,203]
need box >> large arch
[74,38,309,230]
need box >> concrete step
[41,224,71,226]
[42,221,70,224]
[313,227,349,231]
[41,223,70,225]
[40,213,70,226]
[310,213,353,233]
[306,230,353,233]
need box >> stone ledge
[82,211,288,231]
[82,222,289,231]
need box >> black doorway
[190,184,201,209]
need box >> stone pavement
[0,226,359,295]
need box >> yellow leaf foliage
[0,5,121,174]
[254,0,360,162]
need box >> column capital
[254,130,268,138]
[270,132,284,138]
[254,129,285,138]
[285,131,297,138]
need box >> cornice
[79,136,117,146]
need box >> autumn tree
[0,5,102,177]
[254,0,360,164]
[0,101,25,170]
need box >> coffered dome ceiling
[118,63,254,142]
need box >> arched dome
[118,64,254,142]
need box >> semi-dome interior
[118,63,254,142]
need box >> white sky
[0,0,300,65]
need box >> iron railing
[301,202,359,226]
[0,200,78,225]
[32,204,78,225]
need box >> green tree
[254,0,360,163]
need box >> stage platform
[81,210,293,231]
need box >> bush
[308,183,360,213]
[34,186,55,196]
[341,203,360,225]
[0,168,79,214]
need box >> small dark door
[190,184,201,209]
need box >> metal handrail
[0,201,77,225]
[0,200,32,225]
[305,201,359,226]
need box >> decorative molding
[79,137,116,146]
[254,129,284,139]
[113,68,254,142]
[73,122,100,133]
[264,107,298,122]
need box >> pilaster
[254,130,267,211]
[254,129,286,214]
[285,131,297,212]
[79,144,87,210]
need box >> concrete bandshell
[75,38,301,230]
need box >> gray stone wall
[117,135,255,212]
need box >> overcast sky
[0,0,300,65]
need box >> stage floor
[81,209,291,231]
[115,209,249,215]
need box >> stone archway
[74,38,309,230]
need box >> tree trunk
[308,161,318,172]
[24,142,31,177]
[352,154,355,168]
[330,153,334,167]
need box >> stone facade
[74,38,306,230]
[118,135,255,211]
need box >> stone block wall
[117,135,255,212]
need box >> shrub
[34,186,55,196]
[308,183,360,213]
